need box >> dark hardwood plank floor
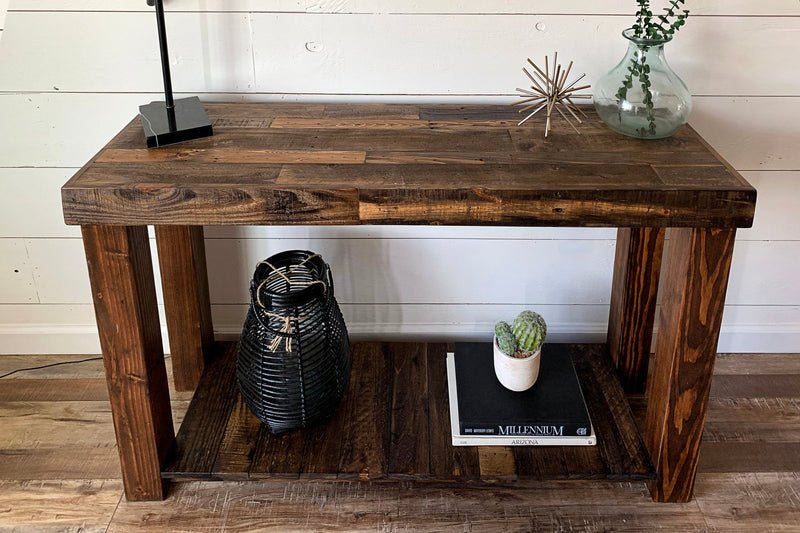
[1,350,799,532]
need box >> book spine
[459,423,591,437]
[452,435,596,447]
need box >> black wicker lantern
[237,250,351,434]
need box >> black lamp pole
[139,0,212,148]
[153,0,177,131]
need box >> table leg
[644,227,736,502]
[82,225,174,501]
[155,226,214,391]
[608,227,665,394]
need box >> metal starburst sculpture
[511,52,591,137]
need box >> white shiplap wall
[0,0,798,354]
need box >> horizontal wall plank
[0,93,145,168]
[690,97,800,171]
[737,172,800,242]
[206,238,618,305]
[10,0,799,16]
[726,241,800,306]
[18,237,800,307]
[250,14,800,97]
[0,12,254,93]
[23,237,166,305]
[0,240,36,303]
[4,12,798,96]
[0,168,80,238]
[0,302,797,354]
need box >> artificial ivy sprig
[632,0,689,40]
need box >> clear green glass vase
[594,28,692,139]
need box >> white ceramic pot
[493,334,541,392]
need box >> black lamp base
[139,96,213,148]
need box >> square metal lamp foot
[139,96,213,148]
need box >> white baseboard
[1,321,798,355]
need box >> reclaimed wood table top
[62,103,756,228]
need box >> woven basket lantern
[236,250,351,434]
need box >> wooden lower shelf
[162,341,655,482]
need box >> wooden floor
[1,351,799,532]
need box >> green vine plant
[617,0,689,137]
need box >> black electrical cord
[0,355,171,379]
[0,356,103,379]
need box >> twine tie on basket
[255,254,327,352]
[262,312,305,352]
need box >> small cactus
[511,310,547,353]
[494,321,518,355]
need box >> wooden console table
[62,103,755,503]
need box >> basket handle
[325,262,335,296]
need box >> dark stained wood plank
[81,224,173,501]
[322,103,419,118]
[97,148,366,164]
[418,104,529,122]
[270,118,519,129]
[358,187,755,228]
[337,343,394,480]
[70,161,282,186]
[570,344,654,480]
[248,427,304,479]
[508,122,706,154]
[426,343,480,480]
[210,396,262,480]
[645,227,737,503]
[653,165,751,188]
[608,227,665,394]
[366,150,722,166]
[514,446,569,480]
[109,127,515,155]
[155,226,214,392]
[162,342,238,480]
[563,445,608,480]
[299,391,349,480]
[279,162,666,188]
[388,343,429,479]
[63,184,360,226]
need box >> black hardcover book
[454,342,591,437]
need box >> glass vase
[594,28,691,139]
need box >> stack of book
[447,342,596,446]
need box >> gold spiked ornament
[511,53,591,137]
